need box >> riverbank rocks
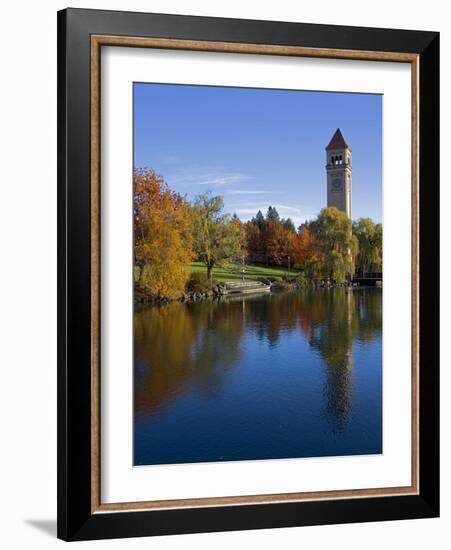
[214,283,228,295]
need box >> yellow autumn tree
[134,168,193,299]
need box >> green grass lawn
[190,261,299,283]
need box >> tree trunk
[137,261,145,286]
[207,264,213,282]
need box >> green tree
[252,210,266,231]
[281,217,296,233]
[352,218,383,273]
[193,193,245,282]
[309,207,358,283]
[266,206,280,224]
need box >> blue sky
[134,83,382,226]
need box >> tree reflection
[134,299,245,418]
[134,288,382,432]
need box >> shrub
[294,272,310,290]
[274,273,311,291]
[271,279,293,291]
[185,272,212,293]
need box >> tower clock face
[332,177,342,191]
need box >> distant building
[326,128,352,219]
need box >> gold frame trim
[90,35,420,514]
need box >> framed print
[57,8,439,541]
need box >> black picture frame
[57,7,439,541]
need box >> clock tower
[326,128,352,219]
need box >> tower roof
[326,128,351,151]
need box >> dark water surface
[134,288,382,465]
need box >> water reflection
[303,290,382,431]
[134,299,245,416]
[134,288,382,464]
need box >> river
[134,288,382,465]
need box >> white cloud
[170,168,251,187]
[273,204,304,214]
[197,174,250,186]
[226,189,273,195]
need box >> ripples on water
[134,288,382,465]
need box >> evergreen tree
[266,206,280,224]
[251,210,266,231]
[282,217,296,233]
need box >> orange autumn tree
[245,214,315,269]
[134,168,193,299]
[265,222,294,265]
[244,222,265,264]
[290,226,313,267]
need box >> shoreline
[134,281,382,306]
